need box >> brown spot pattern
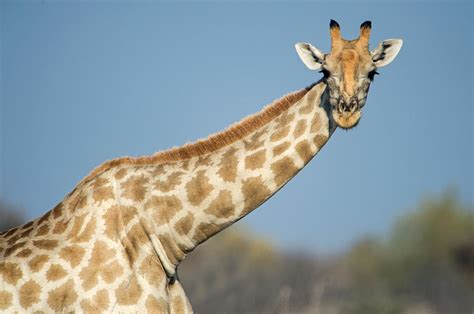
[241,176,271,215]
[0,290,12,310]
[146,295,167,313]
[37,211,51,226]
[146,196,182,226]
[273,141,291,156]
[160,233,185,265]
[103,205,137,239]
[148,166,166,177]
[3,227,19,238]
[122,175,148,202]
[295,140,314,163]
[4,241,27,258]
[35,224,49,236]
[193,222,224,244]
[140,257,165,285]
[154,171,185,192]
[2,226,15,238]
[123,223,149,265]
[174,213,195,236]
[195,154,213,168]
[68,214,85,239]
[298,102,313,114]
[314,134,328,148]
[271,157,299,187]
[79,241,123,290]
[243,129,267,151]
[185,170,213,206]
[19,227,33,239]
[59,245,85,267]
[33,239,58,250]
[91,177,114,204]
[72,217,96,243]
[101,261,124,285]
[0,262,22,285]
[46,264,67,281]
[275,111,295,128]
[19,280,40,309]
[21,221,34,230]
[72,193,88,212]
[28,255,49,272]
[47,279,77,311]
[204,190,235,219]
[217,147,238,183]
[16,248,33,258]
[293,119,307,138]
[245,149,266,170]
[52,219,68,234]
[81,289,109,314]
[6,233,21,246]
[171,295,185,313]
[115,277,142,305]
[270,125,290,142]
[52,203,64,219]
[310,113,322,133]
[114,168,128,180]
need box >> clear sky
[1,1,472,253]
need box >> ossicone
[329,19,341,46]
[358,20,372,47]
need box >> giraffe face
[295,20,403,129]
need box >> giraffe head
[295,20,402,129]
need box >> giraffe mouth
[332,110,362,129]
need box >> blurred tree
[338,192,473,314]
[180,192,473,314]
[0,200,25,232]
[452,242,474,286]
[180,225,330,313]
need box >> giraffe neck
[56,80,334,279]
[127,80,336,274]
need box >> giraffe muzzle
[332,96,362,129]
[336,96,359,114]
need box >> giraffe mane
[80,87,310,185]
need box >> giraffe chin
[332,111,362,129]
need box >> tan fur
[80,89,308,186]
[322,22,376,129]
[358,24,371,47]
[330,24,342,49]
[332,110,362,129]
[341,49,358,95]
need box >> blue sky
[1,1,472,253]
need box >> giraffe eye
[368,70,379,81]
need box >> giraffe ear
[295,42,325,71]
[371,39,403,68]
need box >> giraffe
[0,20,401,313]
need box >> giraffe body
[0,82,334,313]
[0,20,402,312]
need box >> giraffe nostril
[342,102,352,112]
[337,98,358,113]
[350,98,359,112]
